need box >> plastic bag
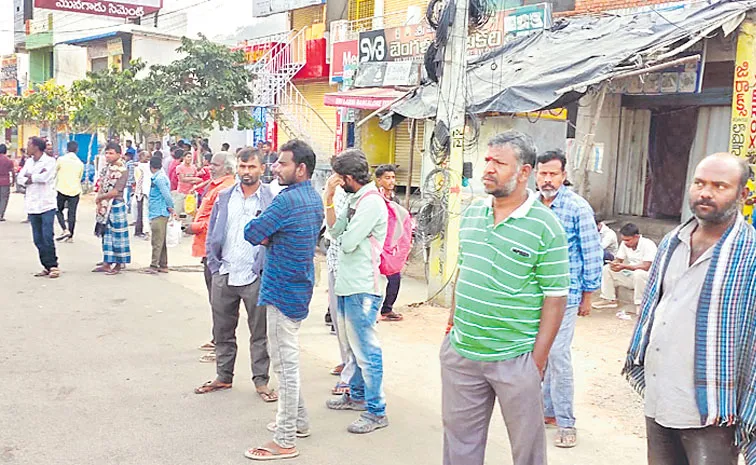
[166,219,182,248]
[184,193,197,216]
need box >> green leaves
[0,35,258,139]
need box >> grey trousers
[646,418,739,465]
[440,336,546,465]
[211,274,270,386]
[267,305,309,449]
[149,216,168,268]
[0,185,10,219]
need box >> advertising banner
[330,40,359,84]
[729,20,756,225]
[34,0,162,18]
[1,55,19,96]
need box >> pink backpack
[355,191,414,276]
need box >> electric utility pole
[428,0,469,305]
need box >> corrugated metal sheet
[393,119,423,187]
[615,108,651,216]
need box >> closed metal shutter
[393,119,424,187]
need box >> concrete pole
[428,0,469,305]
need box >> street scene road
[1,194,650,465]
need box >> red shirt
[190,174,236,257]
[0,155,14,187]
[168,158,181,191]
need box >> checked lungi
[102,199,132,264]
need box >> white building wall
[53,44,87,87]
[130,34,183,72]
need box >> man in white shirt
[593,223,657,317]
[595,215,619,262]
[134,150,152,238]
[18,137,60,278]
[55,140,84,243]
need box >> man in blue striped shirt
[536,150,603,449]
[243,140,324,461]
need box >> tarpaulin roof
[391,0,754,119]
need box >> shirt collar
[484,189,537,219]
[286,179,312,191]
[210,174,234,187]
[233,182,262,199]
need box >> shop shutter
[292,5,325,32]
[393,119,424,187]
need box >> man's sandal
[244,446,299,461]
[194,380,232,394]
[555,427,577,448]
[257,389,278,403]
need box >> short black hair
[375,164,396,178]
[619,223,640,237]
[237,147,264,165]
[174,148,185,160]
[150,155,163,170]
[0,144,6,154]
[67,141,79,153]
[153,150,163,159]
[332,149,371,185]
[105,142,121,154]
[537,149,567,171]
[279,139,316,178]
[204,152,213,163]
[126,140,133,144]
[30,137,46,153]
[221,142,230,151]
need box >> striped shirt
[244,180,324,321]
[220,184,262,286]
[451,191,570,361]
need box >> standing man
[18,137,60,278]
[261,141,278,184]
[624,153,756,464]
[442,131,569,465]
[325,150,389,433]
[194,148,277,402]
[185,151,237,363]
[243,140,324,461]
[133,150,151,238]
[143,156,174,274]
[374,164,404,322]
[593,223,657,318]
[0,144,14,222]
[92,142,131,275]
[536,149,603,448]
[54,140,84,243]
[125,140,136,157]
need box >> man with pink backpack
[324,149,389,434]
[374,164,413,322]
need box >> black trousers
[381,272,401,314]
[646,417,738,465]
[134,198,144,236]
[56,192,80,237]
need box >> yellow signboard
[729,20,756,224]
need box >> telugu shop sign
[34,0,162,18]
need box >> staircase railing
[276,80,335,159]
[251,27,309,106]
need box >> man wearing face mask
[442,131,569,465]
[624,153,756,465]
[535,149,603,449]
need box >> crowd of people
[1,128,755,465]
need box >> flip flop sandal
[48,268,60,279]
[194,380,232,395]
[198,342,215,351]
[381,312,404,322]
[555,427,577,448]
[330,364,344,376]
[331,382,350,396]
[106,266,122,276]
[199,352,216,363]
[34,270,50,277]
[257,390,278,403]
[266,421,311,438]
[92,266,111,273]
[244,447,300,461]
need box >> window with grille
[348,0,375,22]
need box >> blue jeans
[29,209,58,270]
[542,305,578,428]
[337,293,386,417]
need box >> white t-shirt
[616,236,657,266]
[599,222,619,255]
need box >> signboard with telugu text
[33,0,162,18]
[1,55,19,96]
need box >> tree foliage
[1,34,257,139]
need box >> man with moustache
[536,149,603,448]
[185,151,237,363]
[442,131,569,465]
[624,153,756,465]
[243,140,323,461]
[194,148,277,402]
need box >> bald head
[689,153,750,224]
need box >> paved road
[0,192,651,465]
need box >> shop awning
[324,88,408,110]
[391,0,755,119]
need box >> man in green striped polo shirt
[441,130,569,465]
